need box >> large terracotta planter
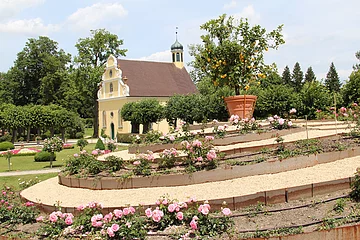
[224,95,257,119]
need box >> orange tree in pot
[190,14,285,119]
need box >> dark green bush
[350,168,360,201]
[117,133,132,143]
[75,132,84,139]
[34,152,56,162]
[104,155,124,172]
[95,138,105,150]
[0,134,12,143]
[0,141,15,151]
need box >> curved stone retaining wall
[59,147,360,190]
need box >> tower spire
[171,27,184,68]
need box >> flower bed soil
[128,127,303,154]
[58,135,360,190]
[7,189,360,240]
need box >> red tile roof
[117,59,198,97]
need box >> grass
[0,173,58,191]
[84,128,93,138]
[0,143,128,172]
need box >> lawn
[0,143,128,172]
[84,128,93,138]
[0,173,58,191]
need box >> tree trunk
[27,126,30,143]
[11,129,16,143]
[50,128,55,137]
[93,99,99,138]
[131,123,140,134]
[142,123,151,134]
[61,128,65,142]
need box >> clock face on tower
[109,70,113,78]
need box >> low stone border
[58,146,360,190]
[128,127,304,153]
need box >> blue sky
[0,0,359,81]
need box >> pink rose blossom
[91,150,98,155]
[168,204,176,213]
[176,211,184,221]
[152,208,164,222]
[206,150,217,161]
[113,209,123,219]
[65,216,73,225]
[289,108,297,114]
[129,206,136,214]
[278,118,285,125]
[162,199,168,205]
[49,213,58,223]
[169,135,175,141]
[197,156,203,162]
[123,208,130,215]
[111,223,120,232]
[36,216,44,222]
[205,136,214,141]
[103,213,113,223]
[222,208,232,216]
[192,140,202,147]
[25,201,34,207]
[107,227,115,237]
[353,103,358,107]
[190,219,198,230]
[268,116,274,122]
[288,121,293,127]
[73,153,79,157]
[133,160,141,166]
[340,107,347,113]
[145,208,153,218]
[77,205,85,211]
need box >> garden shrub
[75,132,84,139]
[104,155,124,172]
[107,140,116,152]
[76,139,89,151]
[34,152,56,162]
[95,138,105,150]
[350,168,360,201]
[116,133,132,143]
[0,133,12,143]
[0,141,14,151]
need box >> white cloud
[0,0,45,21]
[139,50,171,62]
[233,5,261,24]
[0,18,59,35]
[67,3,128,31]
[223,0,237,10]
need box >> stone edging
[58,146,360,190]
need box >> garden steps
[20,154,360,213]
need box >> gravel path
[20,126,357,209]
[21,155,360,208]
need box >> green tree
[281,65,292,86]
[304,66,316,82]
[5,36,71,106]
[325,62,341,92]
[354,51,360,70]
[342,70,360,105]
[189,14,284,95]
[121,99,164,134]
[299,81,332,119]
[292,62,303,92]
[74,29,127,137]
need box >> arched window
[102,111,107,128]
[110,83,113,93]
[176,53,180,62]
[118,110,123,129]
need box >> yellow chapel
[98,35,197,139]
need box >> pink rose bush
[212,124,228,138]
[181,138,218,171]
[146,195,232,236]
[230,115,259,133]
[268,115,294,130]
[159,148,179,168]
